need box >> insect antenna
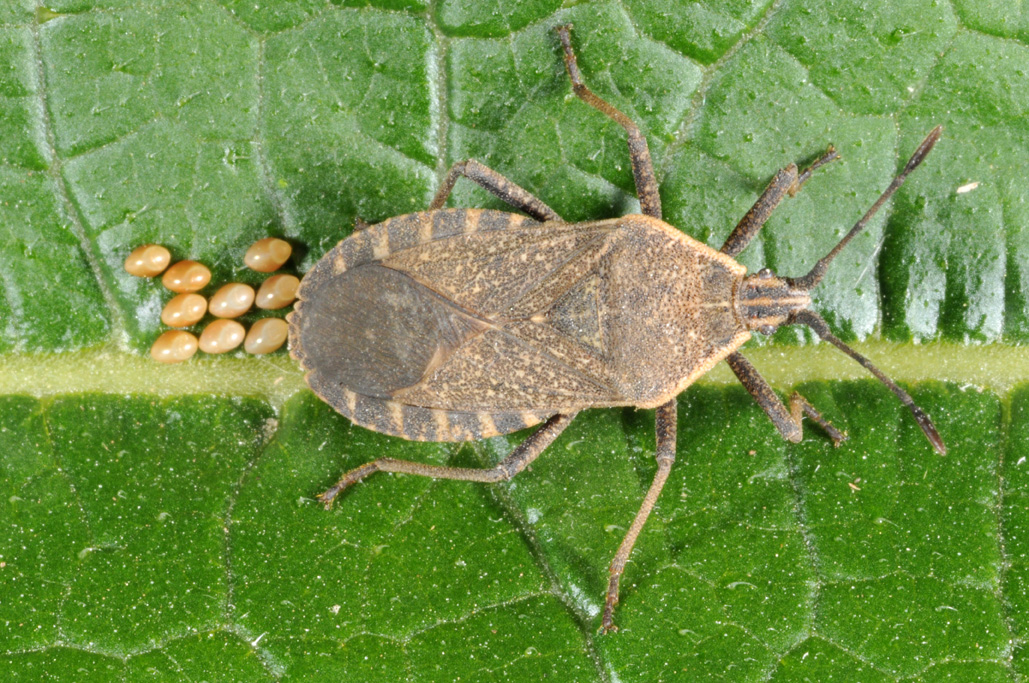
[787,126,942,292]
[790,308,946,454]
[781,127,946,454]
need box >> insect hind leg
[555,24,662,219]
[430,160,562,223]
[318,413,576,508]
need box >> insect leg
[726,351,847,445]
[720,146,840,257]
[601,399,677,633]
[430,159,562,223]
[555,25,662,219]
[317,413,577,508]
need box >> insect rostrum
[287,24,945,634]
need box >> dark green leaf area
[624,0,772,64]
[768,636,893,682]
[765,0,958,114]
[0,394,274,656]
[0,22,105,351]
[4,631,275,682]
[797,382,1002,584]
[263,9,436,262]
[951,0,1029,42]
[437,0,561,38]
[0,26,48,170]
[887,32,1029,342]
[821,574,1004,677]
[919,661,1014,683]
[43,4,257,156]
[597,386,815,679]
[404,596,595,680]
[1,384,1020,679]
[798,383,1007,676]
[231,392,551,645]
[447,2,701,222]
[0,2,31,24]
[0,167,110,350]
[341,0,430,12]
[42,5,258,157]
[213,0,326,33]
[3,647,124,683]
[123,631,274,682]
[770,643,1012,682]
[594,382,1003,679]
[1006,386,1029,677]
[265,633,408,681]
[0,397,90,652]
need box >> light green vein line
[0,343,1027,409]
[0,351,306,409]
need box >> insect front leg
[726,351,847,445]
[720,146,839,257]
[555,24,662,219]
[602,399,677,633]
[430,159,562,222]
[318,413,577,508]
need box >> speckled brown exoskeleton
[287,25,946,633]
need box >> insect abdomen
[290,209,555,441]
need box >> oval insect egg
[244,237,292,273]
[161,293,207,327]
[199,319,245,354]
[255,274,300,310]
[244,318,288,355]
[209,283,255,318]
[124,244,172,277]
[150,330,198,364]
[162,260,211,293]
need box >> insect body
[288,25,945,633]
[293,212,745,435]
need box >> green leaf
[1,0,1028,680]
[4,385,1024,679]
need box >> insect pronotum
[287,25,945,633]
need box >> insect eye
[758,268,773,279]
[758,325,776,336]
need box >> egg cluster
[124,239,298,363]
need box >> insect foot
[288,23,944,633]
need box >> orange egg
[209,283,255,318]
[162,260,211,293]
[161,293,207,327]
[150,330,198,364]
[199,320,245,354]
[244,237,292,272]
[255,274,300,310]
[125,244,172,277]
[244,318,288,355]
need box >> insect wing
[292,210,631,440]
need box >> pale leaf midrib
[1,342,1024,410]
